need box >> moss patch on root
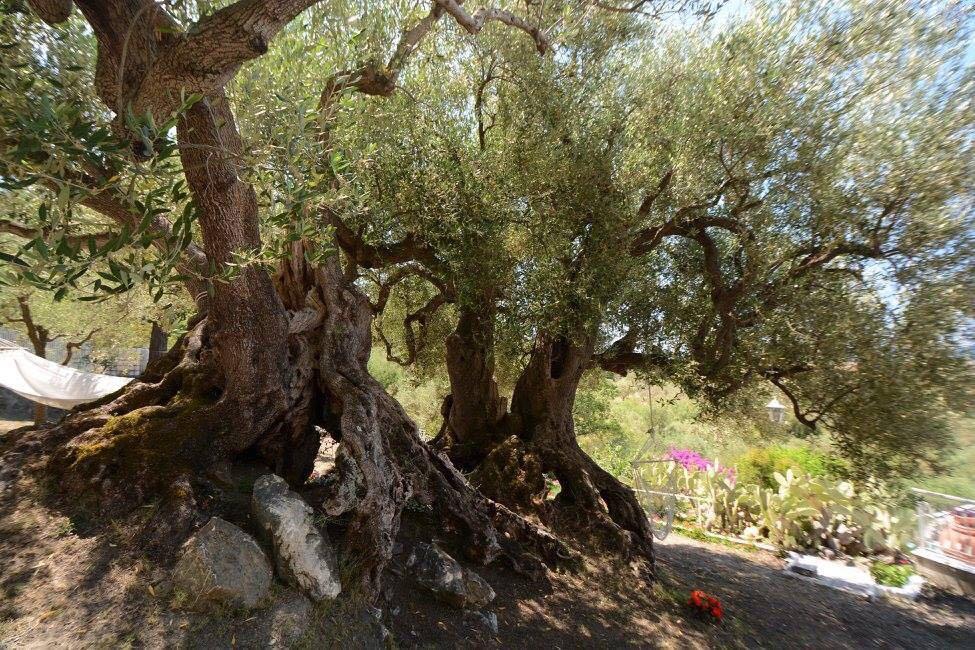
[54,397,220,512]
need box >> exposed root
[33,249,591,604]
[466,432,655,569]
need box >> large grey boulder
[406,542,495,608]
[172,517,272,611]
[252,474,342,601]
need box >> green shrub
[870,562,913,587]
[734,446,836,489]
[367,353,405,393]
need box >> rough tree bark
[435,328,655,563]
[432,300,508,468]
[147,321,169,364]
[509,336,654,560]
[278,244,571,591]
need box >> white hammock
[0,339,132,409]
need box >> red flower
[686,590,723,623]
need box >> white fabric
[0,347,132,409]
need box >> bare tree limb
[435,0,551,53]
[376,290,450,366]
[0,216,113,248]
[368,263,456,313]
[62,328,99,366]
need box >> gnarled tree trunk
[45,242,570,596]
[24,0,574,604]
[433,301,509,468]
[445,333,655,564]
[279,248,570,592]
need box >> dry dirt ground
[1,419,974,648]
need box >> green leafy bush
[870,562,913,587]
[734,446,839,489]
[634,458,912,555]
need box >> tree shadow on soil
[656,538,975,649]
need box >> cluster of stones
[171,473,498,637]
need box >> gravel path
[656,533,975,648]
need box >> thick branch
[368,263,455,313]
[25,0,74,24]
[388,3,448,72]
[435,0,550,53]
[595,330,670,376]
[14,295,48,356]
[767,376,820,429]
[328,209,445,274]
[637,169,673,218]
[130,0,325,120]
[0,214,113,248]
[62,328,99,366]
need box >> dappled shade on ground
[2,420,972,648]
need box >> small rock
[465,610,499,635]
[252,474,341,601]
[172,517,272,611]
[265,591,313,648]
[406,542,495,609]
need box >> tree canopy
[327,0,974,476]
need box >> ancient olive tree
[1,0,614,595]
[330,0,973,557]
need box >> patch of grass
[673,525,758,553]
[650,580,684,605]
[169,587,190,610]
[870,562,913,588]
[51,516,75,538]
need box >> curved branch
[435,0,551,53]
[767,375,821,429]
[368,263,455,313]
[129,0,326,120]
[595,329,670,376]
[62,328,99,366]
[0,217,114,247]
[376,290,450,366]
